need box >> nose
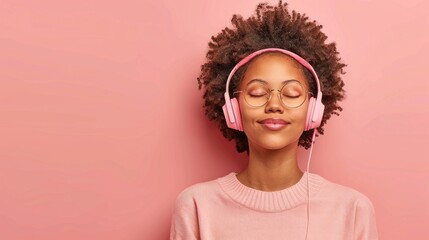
[265,90,284,113]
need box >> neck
[237,141,303,191]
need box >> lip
[257,118,290,131]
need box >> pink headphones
[222,48,325,132]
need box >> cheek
[238,100,250,122]
[294,102,310,125]
[237,99,256,131]
[298,101,310,117]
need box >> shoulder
[315,174,379,238]
[317,174,378,224]
[314,174,376,213]
[171,176,225,240]
[318,175,374,202]
[173,174,227,207]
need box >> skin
[235,52,311,191]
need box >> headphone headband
[224,48,322,99]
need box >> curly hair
[197,0,346,153]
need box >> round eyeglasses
[234,80,310,108]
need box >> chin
[244,124,303,151]
[250,136,299,151]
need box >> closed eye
[283,94,301,98]
[248,89,268,97]
[282,89,302,98]
[249,92,268,97]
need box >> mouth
[257,118,290,131]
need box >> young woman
[170,1,378,239]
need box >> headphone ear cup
[305,97,325,131]
[231,98,243,131]
[222,98,243,131]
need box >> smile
[258,118,290,131]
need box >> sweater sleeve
[353,196,379,240]
[170,189,200,240]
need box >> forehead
[239,53,309,88]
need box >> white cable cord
[304,130,317,240]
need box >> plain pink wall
[0,0,428,239]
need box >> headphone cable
[305,129,317,240]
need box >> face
[237,53,310,151]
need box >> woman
[170,1,378,239]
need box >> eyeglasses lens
[243,80,306,108]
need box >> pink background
[1,0,428,239]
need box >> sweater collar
[217,171,325,212]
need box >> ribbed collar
[217,171,325,212]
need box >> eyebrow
[247,78,301,85]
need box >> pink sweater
[170,171,378,240]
